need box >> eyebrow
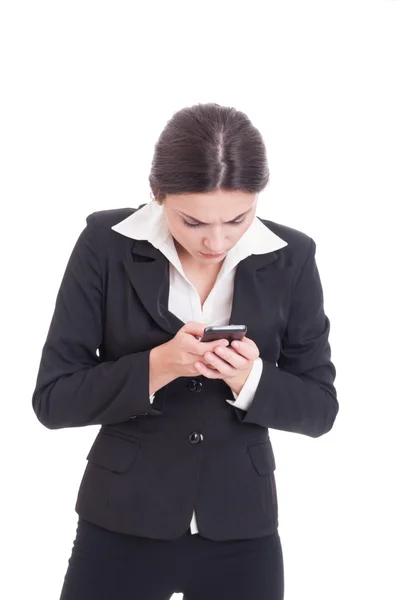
[178,208,252,225]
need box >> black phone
[200,325,247,345]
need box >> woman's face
[162,189,258,264]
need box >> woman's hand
[194,337,260,396]
[149,321,229,394]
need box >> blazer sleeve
[32,214,161,430]
[232,238,339,438]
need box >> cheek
[230,228,247,244]
[180,232,195,249]
[169,224,197,249]
[233,219,254,242]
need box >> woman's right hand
[149,322,229,394]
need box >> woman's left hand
[194,337,260,396]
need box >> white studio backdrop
[1,1,397,599]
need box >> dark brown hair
[149,103,269,204]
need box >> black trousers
[59,517,284,600]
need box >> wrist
[224,369,251,397]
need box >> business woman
[32,102,338,600]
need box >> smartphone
[200,325,247,345]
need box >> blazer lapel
[122,239,289,342]
[230,251,290,346]
[122,239,184,336]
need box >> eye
[182,218,246,229]
[229,219,246,227]
[183,220,201,228]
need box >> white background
[1,1,397,599]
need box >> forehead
[164,190,257,222]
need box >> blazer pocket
[86,432,141,474]
[248,440,276,476]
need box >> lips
[200,251,225,258]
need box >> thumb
[181,321,206,338]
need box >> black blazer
[32,206,338,541]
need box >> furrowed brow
[179,209,251,225]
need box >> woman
[32,102,338,600]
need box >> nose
[203,229,225,253]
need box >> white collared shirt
[112,201,287,534]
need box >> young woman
[32,102,338,600]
